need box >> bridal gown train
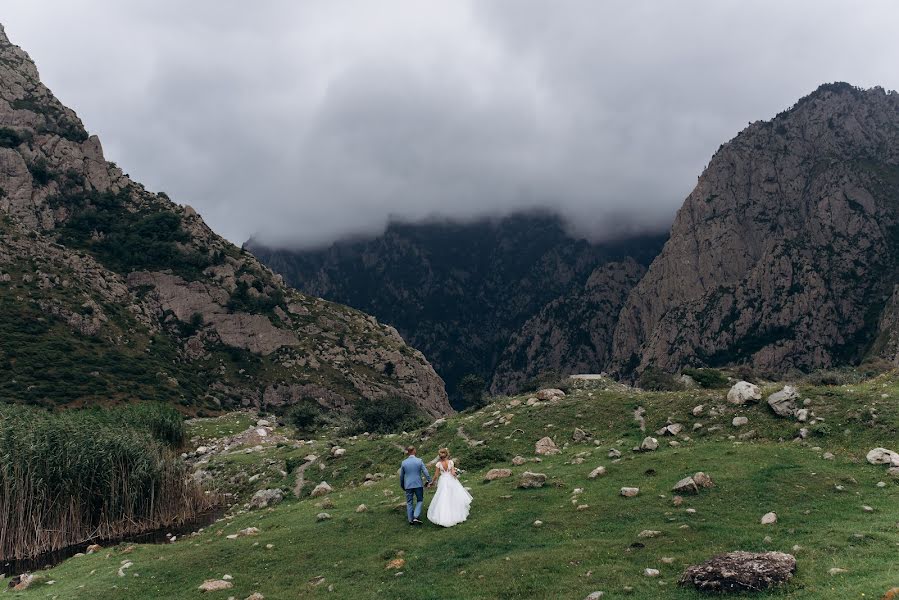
[426,460,472,527]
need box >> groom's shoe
[412,518,423,525]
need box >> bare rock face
[0,26,450,417]
[767,385,800,417]
[613,83,899,377]
[680,551,796,592]
[491,259,647,394]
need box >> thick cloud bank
[3,1,899,246]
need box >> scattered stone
[386,558,406,570]
[693,472,714,489]
[518,471,547,489]
[12,574,34,591]
[822,452,834,460]
[512,455,526,466]
[86,544,101,554]
[727,381,762,405]
[828,567,848,576]
[640,437,659,451]
[311,481,333,497]
[245,594,265,600]
[638,530,662,538]
[867,448,899,467]
[484,468,513,481]
[588,466,607,479]
[576,504,589,511]
[672,495,683,507]
[330,447,346,457]
[573,427,591,442]
[657,423,683,436]
[862,505,874,513]
[796,409,809,422]
[249,488,283,509]
[535,388,565,401]
[798,427,809,439]
[877,481,887,488]
[535,436,561,455]
[199,579,233,592]
[356,504,368,513]
[644,568,660,577]
[760,512,777,525]
[889,467,899,477]
[673,476,699,495]
[316,512,332,521]
[608,448,621,459]
[533,520,543,527]
[732,416,748,427]
[680,551,796,592]
[584,592,604,600]
[766,385,799,417]
[620,487,640,497]
[692,405,704,416]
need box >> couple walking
[399,446,472,527]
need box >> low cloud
[3,1,899,246]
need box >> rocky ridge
[612,83,899,377]
[0,24,449,416]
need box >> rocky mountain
[247,214,665,403]
[612,83,899,377]
[0,24,450,416]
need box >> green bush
[458,374,487,409]
[682,367,729,388]
[286,401,324,433]
[637,367,684,391]
[457,445,512,471]
[351,396,426,434]
[0,127,22,148]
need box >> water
[1,508,224,578]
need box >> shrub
[637,367,684,391]
[286,401,324,433]
[351,396,426,434]
[682,367,729,388]
[0,127,22,148]
[457,445,511,470]
[27,158,52,185]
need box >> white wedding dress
[427,459,472,527]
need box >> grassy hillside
[12,372,899,599]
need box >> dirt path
[293,460,313,497]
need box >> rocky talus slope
[0,24,449,416]
[613,83,899,376]
[248,214,665,401]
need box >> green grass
[13,374,899,599]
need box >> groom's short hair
[406,445,416,455]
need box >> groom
[399,446,431,525]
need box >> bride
[427,447,472,527]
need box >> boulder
[199,579,234,592]
[608,448,621,459]
[535,388,565,401]
[767,385,799,417]
[680,551,796,592]
[727,381,761,405]
[311,481,333,497]
[620,487,640,497]
[535,437,561,456]
[316,512,332,521]
[732,416,748,427]
[572,427,591,442]
[511,455,526,466]
[588,466,607,479]
[518,471,547,489]
[330,447,346,457]
[867,448,899,467]
[484,468,513,481]
[584,592,604,600]
[249,488,283,509]
[760,512,777,525]
[355,504,368,513]
[640,437,659,451]
[657,423,683,436]
[673,476,699,495]
[693,472,714,489]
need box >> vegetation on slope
[12,371,898,599]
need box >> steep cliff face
[0,25,450,416]
[612,83,899,376]
[248,214,665,403]
[490,259,645,394]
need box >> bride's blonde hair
[438,448,450,459]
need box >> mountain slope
[612,83,899,377]
[0,24,450,416]
[247,214,665,402]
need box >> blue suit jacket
[400,456,431,490]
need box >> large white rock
[760,512,777,525]
[640,437,659,451]
[866,448,899,467]
[727,381,762,405]
[767,386,799,417]
[535,436,561,456]
[310,481,333,497]
[535,388,566,401]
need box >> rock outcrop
[0,25,450,416]
[680,551,796,592]
[613,83,899,376]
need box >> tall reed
[0,403,213,561]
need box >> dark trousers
[405,487,424,522]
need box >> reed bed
[0,403,213,561]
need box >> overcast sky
[3,2,899,247]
